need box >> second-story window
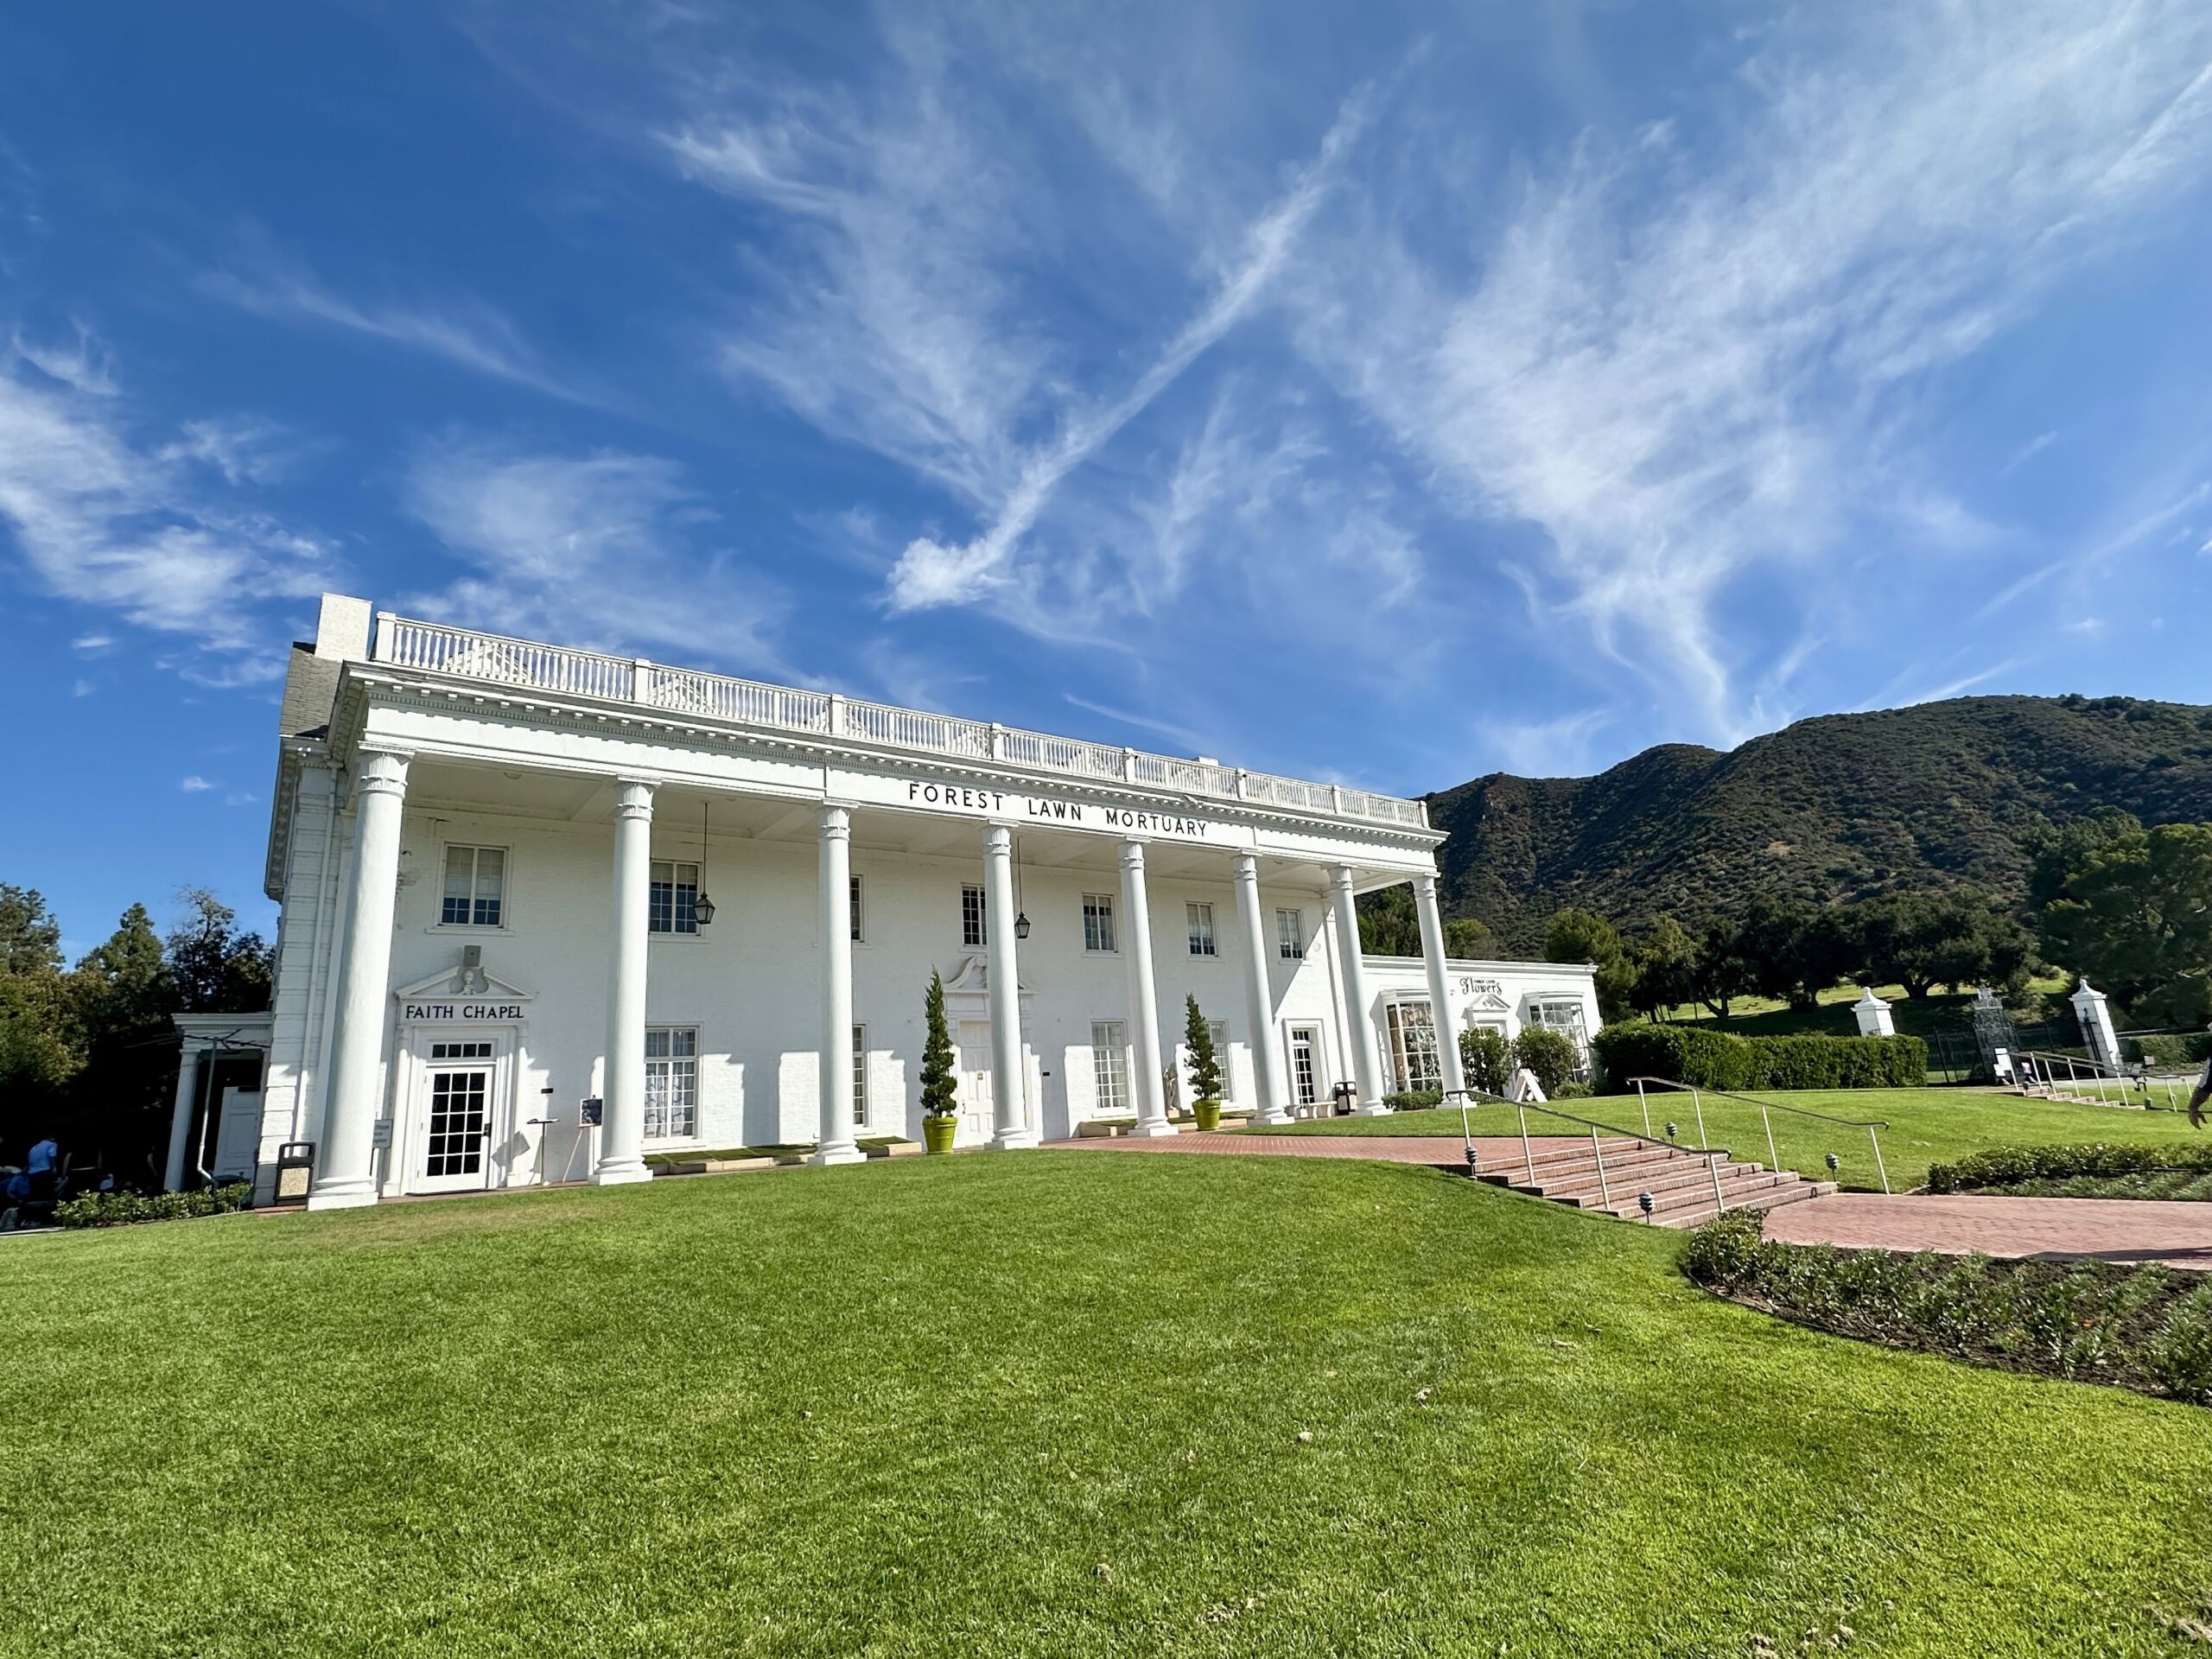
[1186,901,1216,957]
[962,884,987,948]
[441,846,505,927]
[850,874,865,943]
[1276,907,1304,960]
[1083,893,1116,952]
[650,861,700,934]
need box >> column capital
[1414,869,1439,897]
[1120,838,1148,872]
[613,778,656,819]
[1231,851,1260,880]
[353,747,412,795]
[1328,863,1357,892]
[984,822,1013,855]
[821,803,852,838]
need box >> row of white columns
[305,751,1465,1207]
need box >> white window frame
[1186,901,1216,957]
[644,1026,699,1140]
[1083,893,1117,953]
[1091,1020,1129,1115]
[962,884,987,949]
[439,844,507,929]
[1527,999,1593,1082]
[1385,999,1442,1095]
[1276,907,1303,960]
[850,874,865,944]
[1207,1019,1234,1102]
[853,1023,868,1127]
[649,860,701,936]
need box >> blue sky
[4,2,2212,954]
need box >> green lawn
[1263,1086,2209,1192]
[4,1154,2209,1655]
[1655,976,2073,1039]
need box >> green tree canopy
[1545,906,1636,1022]
[1625,915,1698,1021]
[2038,821,2212,1027]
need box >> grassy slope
[4,1155,2210,1657]
[1262,1088,2209,1192]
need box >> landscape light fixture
[1825,1152,1840,1173]
[1637,1191,1656,1221]
[1665,1121,1678,1141]
[691,802,716,928]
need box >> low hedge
[1927,1143,2212,1194]
[1383,1090,1443,1112]
[1685,1208,2212,1405]
[55,1183,253,1230]
[1592,1024,1926,1091]
[2131,1032,2212,1070]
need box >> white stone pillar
[1328,865,1388,1115]
[594,779,656,1185]
[2070,979,2120,1071]
[163,1046,200,1192]
[813,805,865,1166]
[982,823,1038,1148]
[1852,988,1896,1037]
[1414,873,1468,1100]
[1122,841,1174,1136]
[308,747,410,1209]
[1231,854,1290,1125]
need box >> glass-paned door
[957,1019,995,1147]
[1287,1025,1322,1110]
[417,1039,494,1192]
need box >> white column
[1414,873,1468,1099]
[1232,854,1290,1125]
[163,1046,200,1192]
[983,823,1038,1148]
[308,747,410,1209]
[1122,841,1174,1136]
[1328,865,1388,1115]
[594,779,656,1185]
[813,805,865,1166]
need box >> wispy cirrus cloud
[1287,2,2212,741]
[0,337,334,671]
[400,437,786,671]
[199,245,595,405]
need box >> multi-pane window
[1186,902,1216,957]
[850,874,865,944]
[852,1024,868,1126]
[1083,893,1116,953]
[440,845,505,926]
[962,885,987,948]
[1208,1020,1234,1102]
[649,861,699,935]
[1385,1000,1442,1094]
[644,1027,698,1139]
[1529,1000,1593,1081]
[1276,908,1304,960]
[1091,1020,1129,1114]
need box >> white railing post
[1691,1087,1708,1147]
[1330,785,1344,815]
[1761,1101,1778,1172]
[1635,1077,1651,1135]
[828,693,845,737]
[989,722,1005,759]
[1591,1126,1611,1210]
[1708,1154,1727,1216]
[372,611,399,663]
[1518,1103,1534,1183]
[1868,1127,1890,1195]
[632,658,653,704]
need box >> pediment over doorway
[392,957,537,1002]
[940,953,1034,1001]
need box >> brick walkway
[1762,1193,2212,1271]
[1050,1133,2212,1269]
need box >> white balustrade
[371,613,1427,828]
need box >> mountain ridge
[1425,694,2212,953]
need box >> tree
[1459,1027,1512,1095]
[1691,918,1756,1019]
[1626,915,1698,1021]
[1735,899,1857,1012]
[1356,887,1421,956]
[919,970,957,1120]
[1443,917,1493,957]
[2024,808,2143,911]
[1544,907,1637,1023]
[166,889,273,1014]
[2038,821,2212,1027]
[0,887,76,1126]
[1182,995,1222,1103]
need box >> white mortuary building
[168,596,1599,1207]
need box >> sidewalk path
[1759,1193,2212,1270]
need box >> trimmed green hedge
[2131,1032,2212,1070]
[1926,1143,2212,1194]
[55,1183,253,1230]
[1382,1090,1443,1112]
[1592,1024,1926,1090]
[1685,1208,2212,1406]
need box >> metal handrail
[1443,1088,1736,1219]
[1627,1076,1891,1194]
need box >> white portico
[193,596,1596,1208]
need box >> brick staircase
[1472,1137,1836,1229]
